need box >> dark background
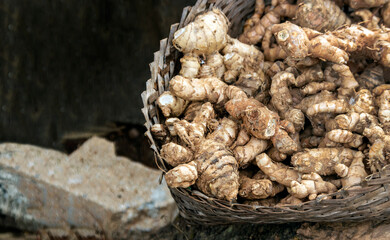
[0,0,195,150]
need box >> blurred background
[0,0,195,154]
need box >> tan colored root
[301,82,336,96]
[383,3,390,27]
[183,102,203,121]
[290,173,337,200]
[300,136,322,148]
[173,102,215,149]
[270,71,295,115]
[225,98,279,140]
[341,156,367,189]
[295,90,336,113]
[195,140,239,201]
[161,142,193,167]
[292,64,323,88]
[156,91,189,117]
[239,3,297,44]
[243,0,265,32]
[165,161,198,188]
[348,0,388,9]
[351,89,376,114]
[272,22,310,60]
[306,99,349,117]
[284,108,305,132]
[170,76,247,106]
[262,27,287,61]
[295,0,351,32]
[206,117,238,147]
[352,9,380,30]
[223,52,244,83]
[277,195,303,206]
[231,128,251,148]
[256,153,301,187]
[234,137,269,168]
[151,124,168,141]
[202,52,225,79]
[173,9,229,55]
[239,174,285,199]
[234,70,266,97]
[271,127,298,154]
[326,129,363,146]
[291,148,363,175]
[332,64,359,90]
[179,54,200,78]
[267,147,287,162]
[356,65,384,90]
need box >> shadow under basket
[141,0,390,225]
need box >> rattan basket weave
[141,0,390,224]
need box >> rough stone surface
[0,137,177,238]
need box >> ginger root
[256,153,301,187]
[173,9,229,55]
[291,148,363,175]
[239,173,284,199]
[156,91,189,118]
[179,54,200,78]
[290,173,337,200]
[234,137,269,168]
[341,155,367,189]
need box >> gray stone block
[0,137,177,238]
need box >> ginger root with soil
[151,7,390,206]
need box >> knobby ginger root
[161,142,193,167]
[347,0,389,9]
[239,3,297,44]
[156,91,189,117]
[383,3,390,27]
[179,54,200,78]
[271,22,390,67]
[234,137,269,168]
[294,0,350,32]
[325,129,363,147]
[199,52,225,79]
[301,82,336,96]
[165,161,198,188]
[239,0,349,45]
[195,140,240,201]
[290,173,337,200]
[277,195,303,205]
[256,153,301,187]
[352,9,380,30]
[306,99,349,117]
[165,140,240,201]
[173,9,229,55]
[239,173,284,199]
[170,75,247,106]
[292,65,324,87]
[356,65,384,90]
[231,128,250,148]
[206,117,238,147]
[291,148,362,175]
[173,102,215,149]
[341,156,367,189]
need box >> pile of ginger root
[150,0,390,206]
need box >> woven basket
[141,0,390,224]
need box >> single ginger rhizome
[150,3,390,205]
